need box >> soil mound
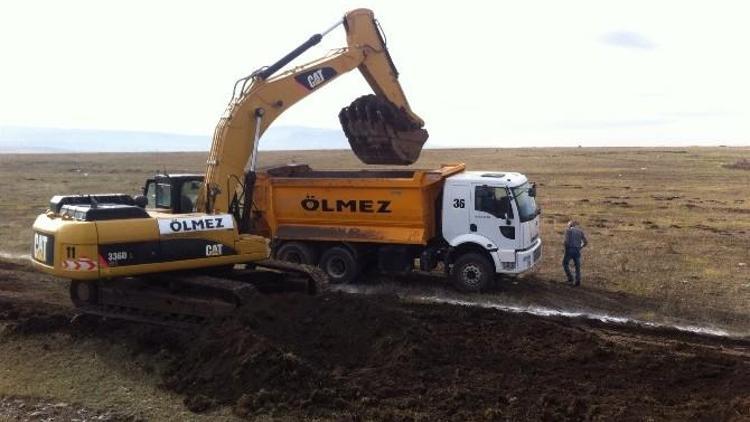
[160,291,750,420]
[0,298,71,336]
[2,269,749,420]
[164,292,429,417]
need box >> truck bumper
[492,238,542,274]
[515,238,542,272]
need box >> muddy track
[0,396,140,422]
[1,262,750,420]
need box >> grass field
[1,147,749,330]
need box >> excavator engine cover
[339,95,428,165]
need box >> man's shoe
[574,281,580,287]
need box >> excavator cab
[143,174,205,214]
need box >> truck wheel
[70,281,99,307]
[320,246,360,284]
[276,242,318,265]
[451,253,493,293]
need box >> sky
[1,0,748,148]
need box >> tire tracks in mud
[330,278,748,341]
[0,252,30,263]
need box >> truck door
[470,184,520,251]
[441,182,470,243]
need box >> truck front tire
[276,242,318,265]
[451,253,493,292]
[320,246,360,284]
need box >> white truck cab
[441,171,542,290]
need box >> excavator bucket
[339,95,428,165]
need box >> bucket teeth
[339,94,428,165]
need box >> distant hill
[0,126,349,153]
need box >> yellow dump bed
[253,163,465,245]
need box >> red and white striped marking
[62,257,97,271]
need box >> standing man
[563,220,588,286]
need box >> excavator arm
[197,8,428,222]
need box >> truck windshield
[512,183,538,222]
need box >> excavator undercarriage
[70,260,327,328]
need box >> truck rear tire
[451,253,493,293]
[320,246,360,284]
[276,242,318,265]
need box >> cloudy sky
[1,0,748,147]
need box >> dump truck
[251,163,543,291]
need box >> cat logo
[33,233,49,263]
[307,69,325,89]
[294,67,337,90]
[206,244,224,257]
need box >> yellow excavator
[30,8,428,325]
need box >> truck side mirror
[503,213,511,225]
[529,183,537,197]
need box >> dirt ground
[2,258,750,421]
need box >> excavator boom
[199,8,428,217]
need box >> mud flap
[339,94,428,165]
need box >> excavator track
[339,94,429,165]
[70,261,327,328]
[252,259,329,293]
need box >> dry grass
[724,158,750,170]
[1,147,749,326]
[0,334,239,421]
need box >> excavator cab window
[144,180,157,208]
[179,180,201,213]
[155,181,172,209]
[143,176,175,211]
